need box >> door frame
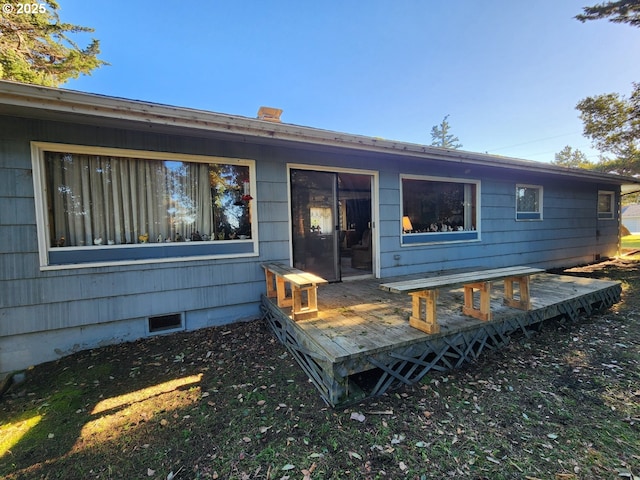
[286,163,380,279]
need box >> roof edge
[1,80,639,187]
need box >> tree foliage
[576,83,640,176]
[575,0,640,27]
[564,2,640,177]
[552,145,595,169]
[0,0,106,86]
[430,115,463,149]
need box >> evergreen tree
[0,0,106,86]
[552,146,594,169]
[430,115,463,149]
[576,0,640,27]
[572,1,640,176]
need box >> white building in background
[622,204,640,234]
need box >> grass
[0,259,639,479]
[622,234,640,251]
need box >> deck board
[262,272,621,406]
[282,273,618,362]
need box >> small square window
[516,185,543,221]
[598,191,615,220]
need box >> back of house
[1,80,639,373]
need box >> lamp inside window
[402,216,413,233]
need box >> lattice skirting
[261,283,621,407]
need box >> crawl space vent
[148,313,183,334]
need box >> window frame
[515,184,543,221]
[400,174,481,246]
[597,190,615,220]
[31,142,259,270]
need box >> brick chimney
[257,106,283,123]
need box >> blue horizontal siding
[0,113,623,373]
[0,140,30,168]
[0,225,38,254]
[0,198,37,226]
[3,260,262,308]
[0,116,291,350]
[0,283,264,337]
[377,173,617,277]
[0,168,33,197]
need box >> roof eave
[1,80,639,187]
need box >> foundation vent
[148,313,184,334]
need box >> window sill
[516,212,542,221]
[402,231,479,245]
[44,240,258,269]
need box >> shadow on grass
[1,352,208,478]
[1,320,286,477]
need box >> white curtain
[46,153,214,247]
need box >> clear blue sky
[61,0,640,163]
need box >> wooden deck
[260,272,621,407]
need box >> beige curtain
[46,153,214,247]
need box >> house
[1,80,639,374]
[622,204,640,234]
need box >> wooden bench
[261,263,328,321]
[379,266,544,334]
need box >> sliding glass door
[290,169,340,282]
[291,169,373,282]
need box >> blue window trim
[48,241,255,266]
[402,231,479,245]
[516,212,542,221]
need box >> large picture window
[401,175,479,245]
[32,143,257,267]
